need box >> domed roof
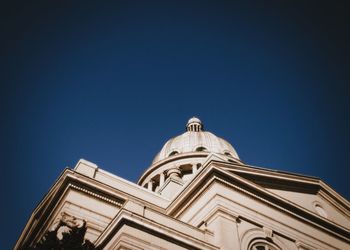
[187,117,201,125]
[152,117,239,164]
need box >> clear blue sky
[1,1,349,248]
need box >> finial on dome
[186,117,203,132]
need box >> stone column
[192,163,198,175]
[167,166,182,181]
[159,172,165,187]
[160,167,184,200]
[148,180,154,191]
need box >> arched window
[249,241,279,250]
[241,230,285,250]
[168,151,179,157]
[196,146,207,152]
[224,152,232,157]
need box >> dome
[187,117,202,126]
[152,117,239,163]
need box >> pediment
[15,168,125,249]
[167,161,350,242]
[217,162,350,230]
[15,159,171,249]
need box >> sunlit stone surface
[15,118,350,249]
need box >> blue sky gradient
[1,1,349,248]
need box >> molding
[318,186,350,217]
[96,209,218,250]
[110,232,151,250]
[30,178,124,248]
[69,184,123,206]
[199,204,239,228]
[241,227,290,250]
[295,240,317,250]
[219,161,349,212]
[14,169,127,249]
[167,163,350,243]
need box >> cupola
[138,117,240,199]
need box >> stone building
[15,118,350,249]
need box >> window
[168,151,179,157]
[224,152,232,157]
[249,242,278,250]
[196,146,207,152]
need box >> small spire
[186,117,203,132]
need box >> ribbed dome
[152,117,239,163]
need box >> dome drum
[139,117,240,194]
[139,153,208,190]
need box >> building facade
[16,118,350,249]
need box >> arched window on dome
[168,151,179,157]
[196,146,207,152]
[224,152,232,157]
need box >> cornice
[317,181,350,214]
[14,168,73,249]
[69,183,123,206]
[218,161,350,212]
[71,170,168,210]
[198,204,239,228]
[166,163,350,243]
[220,161,320,183]
[95,204,218,250]
[15,170,127,249]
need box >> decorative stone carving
[262,226,273,239]
[26,212,98,250]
